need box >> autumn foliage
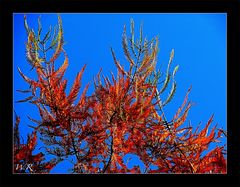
[14,15,227,174]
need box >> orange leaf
[67,64,86,104]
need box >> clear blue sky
[13,13,227,173]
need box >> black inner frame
[0,0,239,187]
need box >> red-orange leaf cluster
[14,114,59,173]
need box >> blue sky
[13,13,227,173]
